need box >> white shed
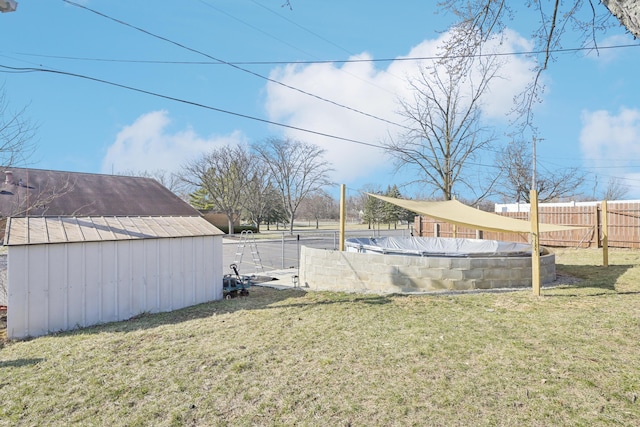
[4,215,224,339]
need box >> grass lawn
[1,248,639,426]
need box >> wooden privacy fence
[414,201,640,248]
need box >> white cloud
[580,107,640,161]
[580,107,640,198]
[584,34,635,63]
[264,29,537,184]
[101,110,247,174]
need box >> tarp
[345,236,533,257]
[367,193,585,234]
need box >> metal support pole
[281,233,285,269]
[339,184,346,251]
[602,200,609,267]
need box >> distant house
[0,168,224,339]
[201,211,240,231]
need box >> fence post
[339,184,346,251]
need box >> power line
[62,0,411,131]
[0,63,386,151]
[2,61,508,174]
[248,0,355,57]
[6,42,638,66]
[15,62,640,196]
[1,62,509,172]
[196,0,318,61]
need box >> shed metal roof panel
[4,216,224,246]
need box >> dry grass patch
[1,248,640,426]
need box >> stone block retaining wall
[299,246,555,294]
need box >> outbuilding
[0,168,224,339]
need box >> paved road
[222,229,412,277]
[222,235,334,276]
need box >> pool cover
[345,236,534,257]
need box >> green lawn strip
[1,249,640,426]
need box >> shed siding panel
[144,239,161,313]
[47,245,67,334]
[171,238,185,309]
[100,242,117,324]
[83,242,103,327]
[211,236,223,301]
[27,246,48,337]
[7,248,28,338]
[7,235,222,339]
[67,243,86,329]
[158,240,173,312]
[130,240,147,316]
[116,240,133,320]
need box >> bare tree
[119,169,188,200]
[253,138,333,234]
[241,163,282,233]
[601,176,629,200]
[297,190,337,229]
[0,169,79,224]
[7,175,77,217]
[384,35,499,201]
[347,192,368,224]
[437,1,631,130]
[602,1,640,38]
[496,139,585,202]
[0,84,37,167]
[0,91,78,220]
[180,144,254,234]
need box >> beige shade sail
[367,193,585,234]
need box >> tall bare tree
[119,169,188,200]
[180,144,254,234]
[0,84,37,167]
[241,163,282,233]
[601,1,640,38]
[438,1,633,130]
[600,176,629,201]
[253,138,332,234]
[0,88,76,221]
[384,32,499,201]
[496,139,585,202]
[297,190,337,229]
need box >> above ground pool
[300,236,554,293]
[345,236,534,258]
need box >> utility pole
[531,136,537,195]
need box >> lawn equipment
[223,263,251,299]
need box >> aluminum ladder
[233,230,264,274]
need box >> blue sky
[1,1,639,201]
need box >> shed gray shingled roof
[0,168,199,217]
